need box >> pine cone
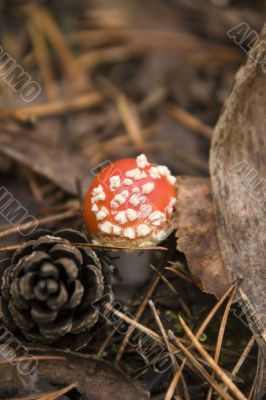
[0,229,113,350]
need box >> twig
[78,45,140,70]
[98,77,144,150]
[0,208,79,239]
[164,359,187,400]
[0,242,167,253]
[105,304,235,398]
[97,327,117,358]
[164,284,236,400]
[0,244,20,252]
[149,264,192,318]
[247,378,256,400]
[0,355,65,365]
[74,29,243,65]
[0,107,34,124]
[17,91,105,118]
[206,284,238,400]
[149,300,190,400]
[6,383,77,400]
[166,263,194,284]
[27,19,58,100]
[32,7,86,89]
[149,300,178,370]
[166,105,213,140]
[115,271,161,363]
[78,243,167,251]
[217,336,256,400]
[231,336,256,377]
[179,316,248,400]
[39,382,77,400]
[21,167,44,203]
[168,331,233,400]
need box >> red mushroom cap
[83,155,176,247]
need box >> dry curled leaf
[210,22,266,400]
[174,176,229,299]
[0,347,150,400]
[0,132,92,195]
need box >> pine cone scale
[41,262,60,279]
[10,279,29,309]
[9,301,34,330]
[71,307,99,334]
[18,272,36,300]
[79,265,104,308]
[31,302,58,323]
[13,251,49,277]
[49,243,83,266]
[39,313,74,340]
[63,280,84,310]
[46,282,68,310]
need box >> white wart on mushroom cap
[83,155,177,247]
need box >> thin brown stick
[218,335,256,400]
[164,284,236,400]
[179,316,247,400]
[149,300,178,370]
[206,285,238,400]
[6,383,77,400]
[0,107,34,124]
[78,45,140,70]
[17,91,105,118]
[74,29,242,64]
[106,304,235,398]
[27,20,58,100]
[117,95,144,149]
[165,359,187,400]
[7,395,40,400]
[97,327,117,357]
[149,264,192,318]
[78,243,167,251]
[32,7,85,88]
[0,242,167,253]
[166,105,213,140]
[106,304,170,348]
[194,284,237,339]
[231,336,256,377]
[165,265,194,284]
[115,272,161,363]
[21,167,44,203]
[0,355,65,365]
[7,395,38,400]
[168,331,233,400]
[98,77,144,150]
[149,300,190,400]
[247,378,256,400]
[0,244,20,252]
[0,208,79,239]
[39,382,77,400]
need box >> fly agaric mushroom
[83,155,177,247]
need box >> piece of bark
[210,22,266,400]
[174,176,229,299]
[0,347,150,400]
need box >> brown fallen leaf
[210,22,266,400]
[0,132,92,195]
[0,347,150,400]
[174,176,229,299]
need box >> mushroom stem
[113,250,153,300]
[112,235,175,301]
